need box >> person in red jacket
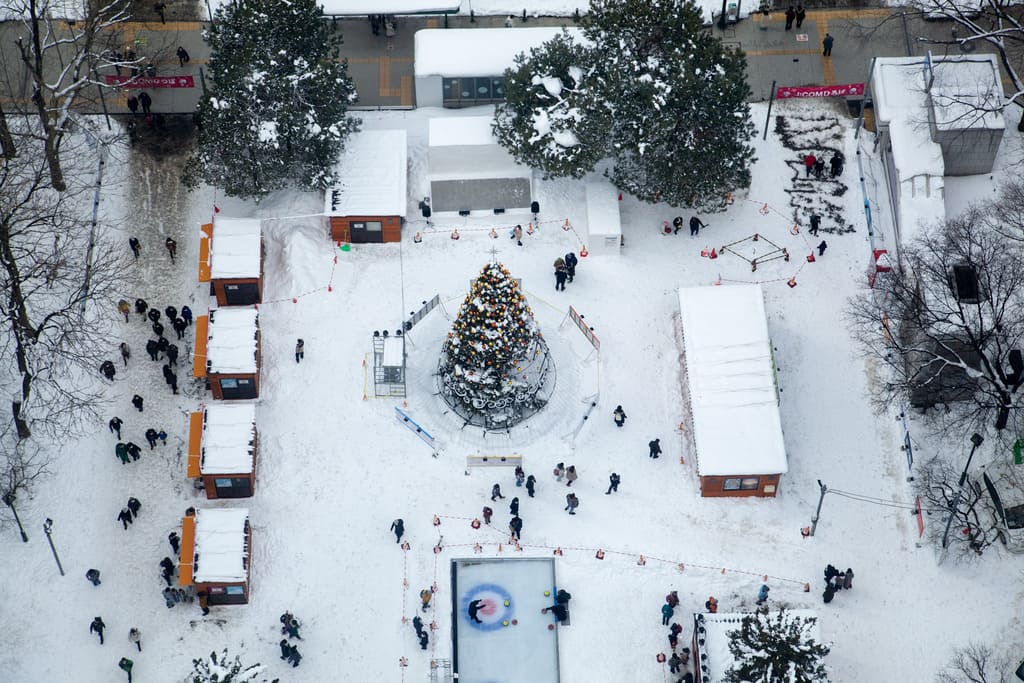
[803,153,817,177]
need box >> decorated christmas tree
[438,262,553,430]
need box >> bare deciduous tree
[935,642,1014,682]
[916,458,1002,559]
[5,0,131,190]
[0,134,124,441]
[847,209,1024,436]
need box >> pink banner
[104,75,195,89]
[775,83,865,99]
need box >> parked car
[979,459,1024,553]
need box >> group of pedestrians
[660,590,693,680]
[278,611,304,667]
[553,251,579,291]
[801,152,844,180]
[122,295,192,398]
[822,564,854,603]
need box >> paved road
[0,8,995,117]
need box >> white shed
[678,284,787,498]
[584,180,621,255]
[428,116,533,216]
[325,129,408,244]
[414,27,582,108]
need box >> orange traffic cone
[579,245,588,257]
[791,224,800,235]
[489,228,497,239]
[595,549,605,560]
[788,277,798,288]
[414,232,422,243]
[553,547,563,556]
[527,222,534,235]
[637,555,646,566]
[807,251,815,263]
[563,219,571,231]
[709,248,718,259]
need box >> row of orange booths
[179,215,265,606]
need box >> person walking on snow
[100,360,116,380]
[554,462,565,481]
[512,224,523,246]
[165,236,177,262]
[705,596,718,613]
[135,298,148,318]
[509,497,520,517]
[482,506,493,525]
[129,627,141,652]
[564,252,578,282]
[830,153,844,177]
[665,590,680,608]
[554,258,567,291]
[565,465,578,487]
[90,617,106,644]
[418,630,429,650]
[813,157,826,179]
[809,213,821,236]
[119,342,131,366]
[412,615,424,637]
[132,394,144,412]
[613,405,627,427]
[115,442,130,465]
[662,602,674,625]
[390,518,404,543]
[509,515,523,541]
[564,493,579,515]
[525,474,537,497]
[172,317,188,340]
[843,568,854,589]
[127,497,141,519]
[672,216,684,234]
[669,652,682,674]
[295,339,304,363]
[514,465,525,487]
[491,483,505,501]
[649,438,662,458]
[420,588,433,611]
[606,472,621,494]
[181,305,193,326]
[117,507,133,530]
[168,531,180,554]
[145,428,159,449]
[756,584,770,605]
[128,237,140,259]
[86,568,102,586]
[817,240,828,257]
[279,640,293,661]
[160,557,175,586]
[117,299,131,322]
[109,416,123,439]
[803,153,816,177]
[690,216,706,237]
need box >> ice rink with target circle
[451,557,561,682]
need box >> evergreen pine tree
[182,0,360,198]
[185,648,269,683]
[438,262,553,428]
[723,607,831,683]
[492,31,609,179]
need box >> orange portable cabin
[325,130,407,244]
[678,284,788,498]
[179,508,252,605]
[193,308,261,400]
[187,404,258,499]
[199,217,264,306]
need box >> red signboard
[776,83,865,99]
[104,75,195,89]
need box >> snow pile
[678,284,788,478]
[201,404,257,475]
[192,508,250,583]
[207,308,259,374]
[928,55,1005,131]
[210,216,262,280]
[529,70,583,150]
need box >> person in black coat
[808,213,821,236]
[146,339,159,361]
[160,557,175,585]
[279,640,293,660]
[135,298,148,318]
[125,442,141,461]
[128,237,141,259]
[165,305,177,321]
[509,497,520,517]
[166,343,179,366]
[606,472,621,494]
[649,438,662,458]
[120,342,131,366]
[172,317,188,340]
[90,617,106,643]
[127,497,141,518]
[132,394,144,412]
[181,306,193,326]
[156,336,169,356]
[672,216,684,234]
[830,153,844,177]
[613,405,627,427]
[690,216,706,237]
[468,599,485,623]
[100,360,116,380]
[152,321,165,338]
[168,531,180,554]
[109,416,123,438]
[564,252,578,282]
[390,518,404,543]
[145,428,158,449]
[117,507,133,529]
[784,5,795,29]
[147,308,161,324]
[138,91,152,114]
[525,475,536,498]
[509,515,523,541]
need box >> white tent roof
[326,129,408,217]
[193,508,250,583]
[207,308,259,375]
[201,403,256,475]
[678,284,788,477]
[210,216,261,280]
[321,0,458,13]
[696,610,824,682]
[415,27,582,78]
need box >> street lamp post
[2,491,28,542]
[43,518,65,576]
[942,432,985,549]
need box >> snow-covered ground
[1,99,1021,682]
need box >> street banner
[104,75,195,88]
[775,83,865,99]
